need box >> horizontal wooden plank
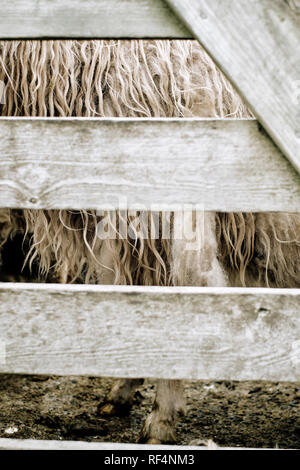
[0,438,273,450]
[166,0,300,174]
[0,0,190,39]
[0,283,299,381]
[0,118,299,212]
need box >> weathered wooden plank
[0,283,299,381]
[0,118,299,212]
[0,438,272,450]
[165,0,300,174]
[0,0,190,39]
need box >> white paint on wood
[0,283,299,381]
[165,0,300,174]
[0,117,299,212]
[0,0,190,39]
[0,438,275,450]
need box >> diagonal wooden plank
[0,0,190,39]
[0,283,299,381]
[0,117,299,212]
[165,0,300,174]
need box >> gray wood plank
[0,118,299,212]
[0,0,190,39]
[0,283,299,381]
[0,438,272,450]
[165,0,300,174]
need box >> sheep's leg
[140,212,228,444]
[98,378,144,416]
[94,237,145,416]
[139,380,185,444]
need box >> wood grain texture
[0,283,299,381]
[165,0,300,174]
[0,118,299,212]
[0,0,190,38]
[0,438,271,450]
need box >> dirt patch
[0,374,299,448]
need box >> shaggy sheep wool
[0,40,299,288]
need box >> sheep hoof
[97,401,131,416]
[137,427,176,445]
[137,433,174,445]
[145,438,162,445]
[98,403,115,416]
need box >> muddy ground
[0,374,299,448]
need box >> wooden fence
[0,0,299,450]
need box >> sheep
[0,39,299,444]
